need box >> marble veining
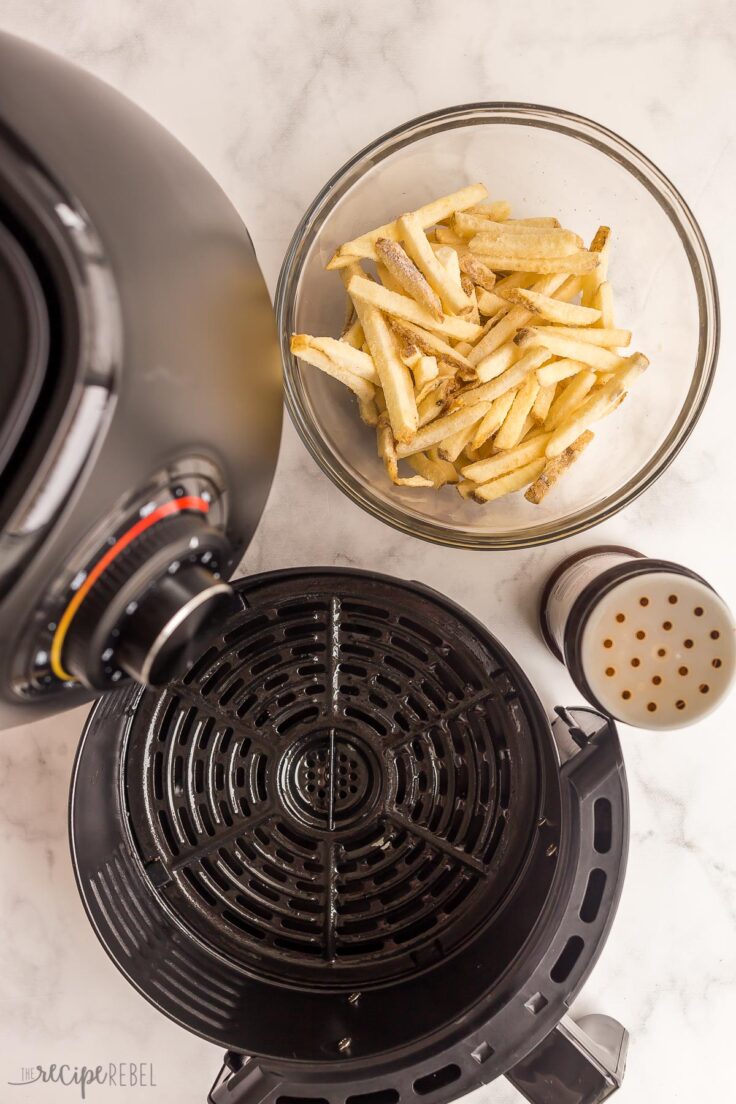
[1,1,735,1101]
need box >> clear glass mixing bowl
[276,104,719,549]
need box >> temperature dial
[51,495,240,689]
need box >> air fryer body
[0,33,282,727]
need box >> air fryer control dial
[14,460,241,696]
[61,511,240,688]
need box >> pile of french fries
[290,183,648,505]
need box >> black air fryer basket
[70,569,630,1104]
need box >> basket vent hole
[676,699,686,711]
[678,666,688,677]
[603,639,613,649]
[593,798,612,854]
[652,675,662,686]
[605,667,615,677]
[668,594,678,605]
[699,684,710,694]
[657,648,667,658]
[647,702,657,713]
[662,621,672,631]
[347,1091,399,1104]
[712,658,722,669]
[580,868,607,924]
[639,597,649,606]
[550,935,585,984]
[694,606,704,617]
[413,1064,461,1096]
[621,690,631,700]
[615,613,625,623]
[711,630,720,640]
[630,657,640,668]
[635,630,646,640]
[684,639,694,649]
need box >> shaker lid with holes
[541,547,736,729]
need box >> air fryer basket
[70,569,629,1104]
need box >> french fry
[396,401,492,458]
[296,335,379,382]
[417,377,455,426]
[341,317,365,349]
[462,431,550,482]
[467,199,512,220]
[375,260,406,296]
[502,287,602,326]
[437,421,479,463]
[376,413,433,486]
[399,212,471,314]
[388,319,473,371]
[342,270,418,444]
[581,226,610,305]
[531,382,557,424]
[327,183,488,268]
[435,245,463,287]
[470,458,546,503]
[593,281,615,328]
[525,431,595,503]
[467,245,600,275]
[507,217,561,228]
[459,254,497,292]
[456,479,476,499]
[475,340,522,383]
[413,355,439,389]
[544,370,597,430]
[470,390,517,449]
[407,451,459,487]
[347,276,483,342]
[434,225,466,247]
[545,325,631,348]
[467,273,568,365]
[290,335,377,403]
[536,358,587,387]
[456,347,550,408]
[465,222,582,257]
[375,237,443,319]
[545,356,647,458]
[358,396,379,426]
[494,373,541,450]
[515,327,626,372]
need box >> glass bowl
[276,104,719,550]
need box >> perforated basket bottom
[123,569,545,989]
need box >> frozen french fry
[502,287,601,326]
[515,327,626,372]
[494,373,541,450]
[327,183,488,268]
[290,335,376,402]
[525,431,595,503]
[470,458,546,503]
[544,370,597,430]
[348,276,483,343]
[396,402,492,458]
[462,431,551,483]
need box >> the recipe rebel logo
[8,1063,157,1099]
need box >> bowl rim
[275,102,720,550]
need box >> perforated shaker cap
[580,571,735,729]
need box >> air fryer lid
[71,569,627,1089]
[0,219,49,477]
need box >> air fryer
[0,35,632,1104]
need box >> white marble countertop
[1,2,734,1102]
